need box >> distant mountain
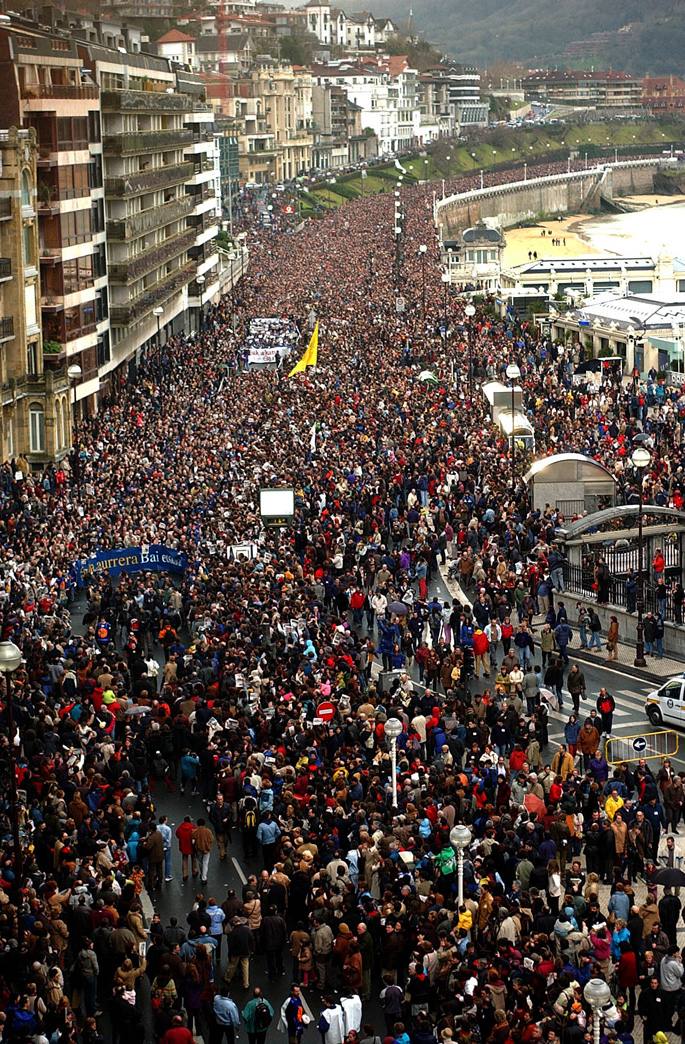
[344,0,685,75]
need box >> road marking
[300,990,315,1021]
[231,856,247,885]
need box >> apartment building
[78,45,220,366]
[312,59,414,156]
[302,1,396,50]
[523,69,643,109]
[0,127,69,464]
[232,81,277,183]
[0,21,109,414]
[249,61,312,181]
[417,74,454,142]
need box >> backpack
[244,809,257,831]
[255,1001,272,1031]
[318,1013,330,1035]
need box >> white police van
[645,673,685,727]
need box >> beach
[502,193,685,269]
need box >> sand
[502,216,604,268]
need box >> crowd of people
[1,145,685,1044]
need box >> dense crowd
[1,149,685,1044]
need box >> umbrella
[388,601,409,616]
[125,705,151,717]
[539,687,559,711]
[524,793,546,819]
[650,867,685,887]
[418,370,439,384]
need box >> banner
[74,544,188,587]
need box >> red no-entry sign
[317,701,335,722]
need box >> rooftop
[518,256,656,273]
[156,29,196,43]
[569,292,685,330]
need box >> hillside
[345,0,685,75]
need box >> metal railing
[106,195,193,240]
[564,561,679,622]
[607,730,679,765]
[109,261,195,325]
[103,129,194,155]
[108,229,196,284]
[21,83,98,100]
[105,161,195,197]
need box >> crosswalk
[546,685,653,737]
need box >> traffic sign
[632,737,648,753]
[317,701,335,722]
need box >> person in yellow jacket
[457,904,473,936]
[550,744,575,780]
[604,788,625,822]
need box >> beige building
[0,127,69,465]
[251,62,312,181]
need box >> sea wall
[436,160,661,237]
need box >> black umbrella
[650,867,685,887]
[388,601,409,616]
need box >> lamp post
[196,274,206,333]
[0,640,24,940]
[450,823,472,906]
[441,270,450,361]
[583,979,611,1044]
[506,362,521,494]
[418,244,427,322]
[67,363,82,495]
[153,306,164,413]
[464,303,476,395]
[632,445,651,667]
[384,717,402,810]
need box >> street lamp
[632,445,651,667]
[441,270,450,358]
[464,303,476,394]
[196,274,206,333]
[67,363,82,495]
[450,823,472,905]
[583,979,611,1044]
[384,717,402,809]
[0,640,23,940]
[153,307,164,413]
[418,244,427,321]
[506,362,521,493]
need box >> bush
[43,340,62,355]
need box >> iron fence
[564,562,680,622]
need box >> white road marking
[231,856,247,885]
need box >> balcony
[107,195,193,240]
[110,261,195,325]
[101,89,188,114]
[0,259,11,281]
[188,212,218,234]
[103,128,194,155]
[0,317,14,342]
[21,83,98,101]
[108,229,196,284]
[105,161,194,197]
[0,199,11,220]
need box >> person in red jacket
[161,1014,194,1044]
[175,816,196,882]
[472,628,490,679]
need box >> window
[26,340,38,376]
[21,170,31,207]
[23,224,34,267]
[29,404,45,453]
[6,416,13,460]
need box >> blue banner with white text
[73,545,188,587]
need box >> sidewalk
[437,562,684,683]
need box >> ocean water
[580,202,685,259]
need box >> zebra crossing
[546,684,654,738]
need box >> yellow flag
[288,322,318,377]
